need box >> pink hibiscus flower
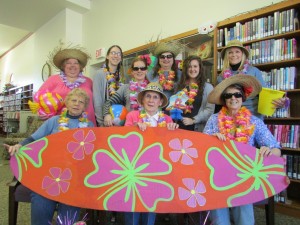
[169,138,198,165]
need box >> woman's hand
[104,114,113,127]
[272,97,289,109]
[259,146,281,157]
[213,133,226,141]
[167,123,179,130]
[182,117,194,126]
[137,122,147,131]
[3,144,22,156]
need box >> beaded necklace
[218,106,254,143]
[182,82,199,114]
[58,108,89,131]
[60,71,86,89]
[129,79,148,110]
[139,109,167,127]
[158,68,175,91]
[104,67,123,96]
[222,60,250,79]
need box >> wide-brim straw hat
[150,39,184,57]
[208,74,262,105]
[220,39,249,59]
[51,46,90,69]
[137,82,169,108]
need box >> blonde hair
[221,48,247,74]
[65,88,90,109]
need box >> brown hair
[105,45,124,82]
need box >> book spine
[293,153,298,179]
[287,155,293,178]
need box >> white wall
[0,0,283,91]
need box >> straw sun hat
[50,45,91,70]
[150,38,185,57]
[137,82,169,108]
[220,39,249,59]
[208,74,262,105]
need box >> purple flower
[169,138,198,165]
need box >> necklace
[104,67,123,96]
[218,106,254,143]
[58,108,89,131]
[158,68,175,91]
[60,71,86,89]
[139,109,167,127]
[222,60,250,79]
[182,82,199,114]
[129,79,148,110]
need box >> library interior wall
[0,0,283,91]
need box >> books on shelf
[267,124,300,148]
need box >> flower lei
[158,69,175,91]
[183,82,199,114]
[58,108,89,131]
[60,71,86,89]
[139,109,167,127]
[104,68,123,96]
[222,60,250,79]
[218,106,254,143]
[129,79,148,110]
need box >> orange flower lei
[218,106,254,143]
[183,82,198,114]
[158,69,175,91]
[104,68,123,96]
[139,109,167,127]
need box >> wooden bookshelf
[213,0,300,218]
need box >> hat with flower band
[137,82,168,108]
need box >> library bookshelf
[213,0,300,218]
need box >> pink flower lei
[60,71,86,89]
[139,109,167,127]
[58,108,89,131]
[158,68,175,91]
[222,60,250,79]
[129,79,148,110]
[104,67,123,96]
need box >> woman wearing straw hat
[103,56,149,127]
[124,82,178,225]
[93,45,125,127]
[38,45,96,125]
[147,40,183,99]
[218,40,287,118]
[203,75,281,225]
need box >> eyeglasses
[223,92,243,99]
[110,51,122,57]
[159,54,173,59]
[132,66,147,71]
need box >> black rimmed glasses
[159,54,173,59]
[110,51,122,57]
[132,66,147,71]
[223,92,243,99]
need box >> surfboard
[10,127,287,213]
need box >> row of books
[283,154,300,179]
[267,124,299,148]
[217,8,298,47]
[274,190,288,203]
[216,38,297,70]
[261,66,297,90]
[270,107,290,119]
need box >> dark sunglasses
[159,54,173,59]
[132,66,147,71]
[223,92,243,99]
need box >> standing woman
[103,56,149,127]
[93,45,125,126]
[176,55,215,131]
[147,40,183,99]
[38,46,96,125]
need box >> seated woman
[203,74,281,225]
[124,82,178,225]
[4,88,94,225]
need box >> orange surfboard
[10,127,287,213]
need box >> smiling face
[132,60,147,82]
[187,59,200,81]
[159,52,174,70]
[142,91,163,116]
[106,46,122,68]
[63,58,81,78]
[65,95,86,116]
[227,47,243,65]
[224,87,243,115]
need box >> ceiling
[0,0,90,58]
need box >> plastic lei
[218,106,254,143]
[139,109,167,127]
[129,79,148,110]
[222,60,250,79]
[58,108,89,131]
[60,71,86,89]
[158,69,175,91]
[183,82,199,114]
[104,68,123,96]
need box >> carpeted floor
[1,137,300,225]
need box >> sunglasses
[159,54,173,59]
[223,92,243,99]
[132,66,147,71]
